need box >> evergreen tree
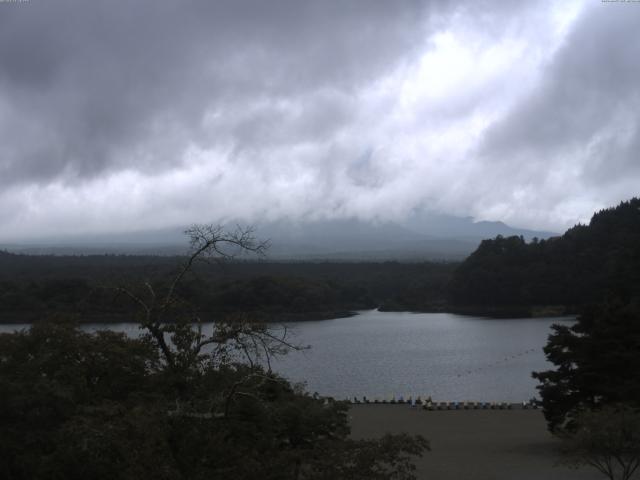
[533,299,640,431]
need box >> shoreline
[0,310,357,325]
[379,305,576,319]
[0,307,577,325]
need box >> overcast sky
[1,0,639,241]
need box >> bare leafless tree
[115,224,302,374]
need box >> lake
[269,310,573,402]
[0,310,572,402]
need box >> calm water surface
[269,310,573,402]
[0,310,573,402]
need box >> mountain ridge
[2,213,556,260]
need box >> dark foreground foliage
[558,404,640,480]
[533,299,640,432]
[0,321,428,480]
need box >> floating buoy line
[454,348,539,378]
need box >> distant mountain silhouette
[398,209,555,240]
[256,214,554,260]
[2,212,555,260]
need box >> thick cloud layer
[0,0,638,241]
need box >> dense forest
[0,253,454,323]
[2,198,639,322]
[449,198,640,315]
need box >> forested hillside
[450,198,640,313]
[5,198,638,321]
[0,254,454,322]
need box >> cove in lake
[0,310,573,402]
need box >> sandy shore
[349,405,604,480]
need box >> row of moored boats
[348,396,539,410]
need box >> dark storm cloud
[0,0,436,187]
[1,0,639,240]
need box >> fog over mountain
[2,212,555,260]
[258,211,556,259]
[1,0,638,244]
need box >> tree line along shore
[2,198,639,323]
